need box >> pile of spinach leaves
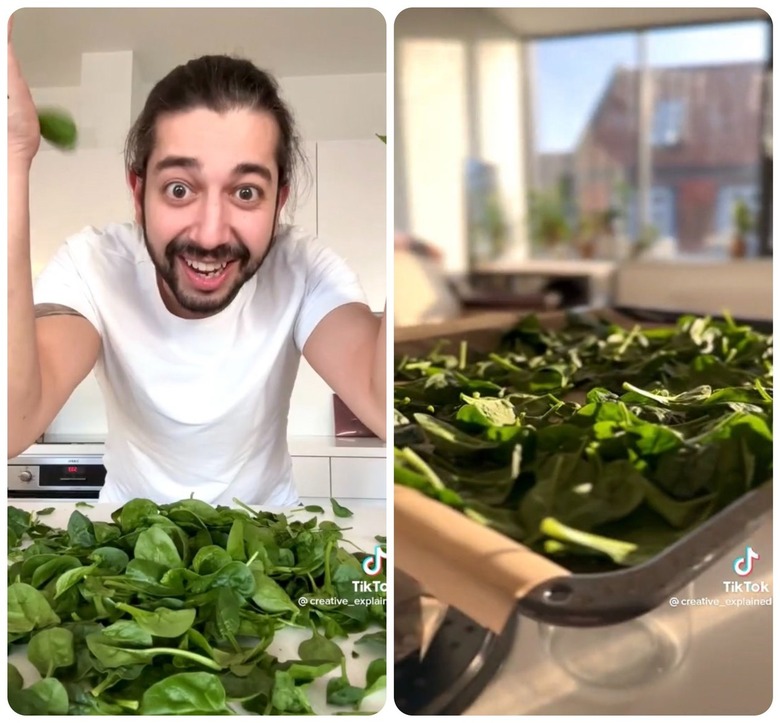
[395,311,772,569]
[8,498,386,715]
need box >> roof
[583,61,764,168]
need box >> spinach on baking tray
[8,498,386,715]
[394,311,773,569]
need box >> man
[7,23,386,506]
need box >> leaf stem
[146,647,223,670]
[399,448,445,490]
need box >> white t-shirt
[33,222,368,506]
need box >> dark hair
[125,54,306,198]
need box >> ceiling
[11,8,386,87]
[486,7,770,38]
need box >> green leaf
[67,510,96,548]
[192,545,232,575]
[331,498,354,518]
[115,603,197,638]
[27,627,75,678]
[298,630,345,664]
[251,572,299,614]
[279,659,340,682]
[8,582,61,634]
[89,546,130,574]
[140,672,229,715]
[101,620,154,646]
[354,630,386,648]
[38,107,78,151]
[8,677,69,715]
[8,663,24,692]
[227,517,246,561]
[117,498,160,533]
[327,677,365,707]
[271,670,315,714]
[365,657,386,688]
[54,564,95,598]
[134,525,184,568]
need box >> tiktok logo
[733,546,759,577]
[362,545,387,576]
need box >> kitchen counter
[467,513,773,715]
[8,500,387,715]
[14,435,387,460]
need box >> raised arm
[303,302,386,441]
[7,18,100,457]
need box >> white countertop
[8,500,387,715]
[14,435,386,460]
[468,513,773,715]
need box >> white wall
[30,52,386,440]
[394,8,528,273]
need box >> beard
[141,221,279,317]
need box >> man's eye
[235,186,261,202]
[165,183,190,200]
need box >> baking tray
[395,606,517,715]
[394,306,774,631]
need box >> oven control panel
[8,454,106,498]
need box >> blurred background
[394,8,772,326]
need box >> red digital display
[68,466,79,473]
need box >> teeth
[184,259,227,273]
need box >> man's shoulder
[64,222,144,262]
[273,224,334,267]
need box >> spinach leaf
[395,312,772,570]
[140,672,230,715]
[8,677,69,715]
[8,582,61,633]
[27,627,75,678]
[331,498,354,518]
[8,496,386,715]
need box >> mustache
[164,237,251,264]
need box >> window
[626,186,676,240]
[528,19,770,260]
[651,100,685,147]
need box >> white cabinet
[330,457,386,499]
[290,455,330,498]
[291,447,387,502]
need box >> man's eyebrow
[151,157,273,184]
[233,162,273,184]
[153,155,201,173]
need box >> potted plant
[630,224,660,260]
[730,198,754,259]
[527,185,571,257]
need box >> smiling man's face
[132,107,288,318]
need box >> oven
[8,449,106,501]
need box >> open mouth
[178,256,237,291]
